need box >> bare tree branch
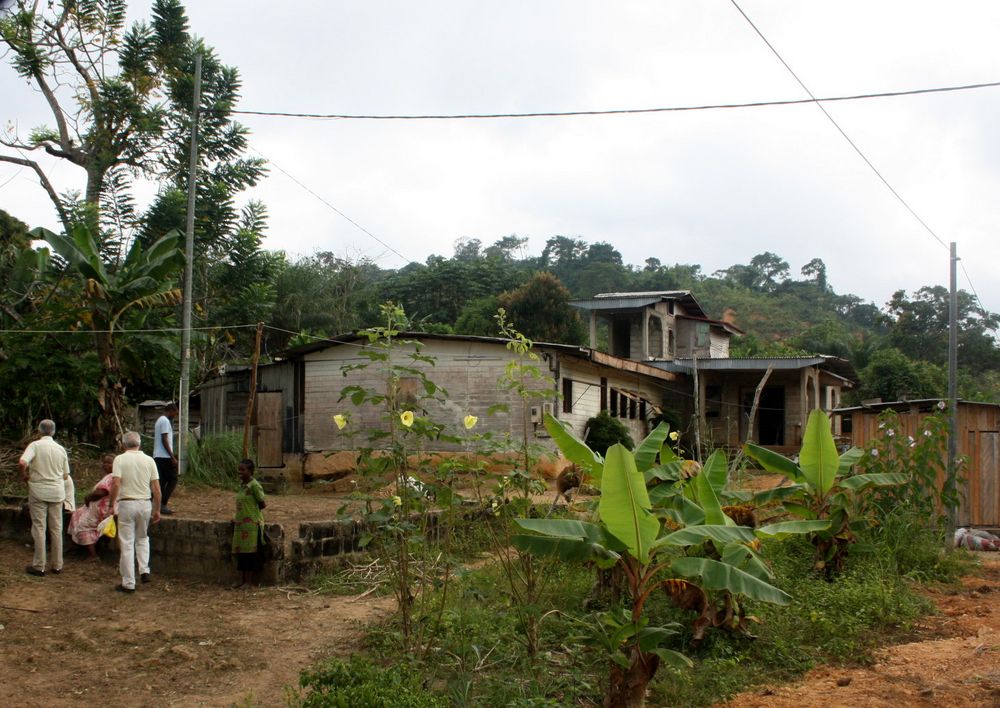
[0,152,70,232]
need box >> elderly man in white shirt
[19,419,71,577]
[107,430,161,593]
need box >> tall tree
[497,272,586,344]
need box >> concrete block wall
[149,518,285,585]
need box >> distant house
[570,291,856,452]
[197,333,680,480]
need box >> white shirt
[153,415,174,459]
[20,436,70,503]
[113,450,159,500]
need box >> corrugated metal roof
[570,290,707,318]
[648,356,858,382]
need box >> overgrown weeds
[184,432,244,490]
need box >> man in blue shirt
[153,403,178,515]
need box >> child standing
[232,459,266,588]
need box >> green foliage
[584,411,634,455]
[496,271,586,344]
[745,410,905,575]
[857,409,959,525]
[185,432,244,490]
[856,347,947,402]
[296,655,445,708]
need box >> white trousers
[28,493,63,572]
[117,499,151,590]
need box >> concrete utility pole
[947,242,959,528]
[178,54,202,477]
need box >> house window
[609,389,619,417]
[647,316,663,358]
[562,378,573,414]
[629,398,638,419]
[695,323,710,348]
[600,377,608,411]
[667,329,675,357]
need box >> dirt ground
[721,553,1000,708]
[0,537,395,707]
[4,466,999,707]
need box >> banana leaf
[600,444,659,564]
[837,446,865,475]
[752,483,806,505]
[721,542,774,581]
[756,519,832,537]
[634,422,671,472]
[657,524,756,548]
[692,464,726,525]
[511,534,618,565]
[703,449,729,495]
[671,556,791,605]
[743,442,804,483]
[799,410,839,495]
[838,472,907,491]
[543,413,603,482]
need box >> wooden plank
[980,431,998,526]
[255,392,284,468]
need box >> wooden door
[255,392,283,468]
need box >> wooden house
[836,399,1000,528]
[570,291,856,452]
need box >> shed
[836,399,1000,528]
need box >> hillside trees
[0,0,267,436]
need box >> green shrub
[584,411,633,454]
[296,655,445,707]
[184,432,246,490]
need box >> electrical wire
[248,143,411,265]
[224,80,1000,121]
[728,0,950,252]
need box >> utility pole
[178,54,202,478]
[946,242,959,529]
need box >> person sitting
[67,454,116,560]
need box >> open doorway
[741,386,785,445]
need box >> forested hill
[369,236,999,404]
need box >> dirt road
[722,553,1000,708]
[0,538,393,707]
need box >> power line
[248,144,412,265]
[224,80,1000,121]
[728,0,950,252]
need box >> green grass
[298,514,971,707]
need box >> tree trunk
[604,651,659,708]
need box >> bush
[185,432,246,490]
[296,656,445,707]
[584,411,633,454]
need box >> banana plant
[32,224,184,442]
[744,409,906,575]
[513,439,800,708]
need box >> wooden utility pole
[177,53,202,478]
[242,322,264,458]
[692,357,702,463]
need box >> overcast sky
[3,1,1000,314]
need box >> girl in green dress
[232,459,266,588]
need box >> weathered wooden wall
[845,402,1000,527]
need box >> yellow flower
[392,495,402,507]
[400,411,415,428]
[463,414,478,430]
[333,414,347,430]
[669,431,680,441]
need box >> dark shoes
[140,573,151,584]
[51,568,62,575]
[160,506,174,515]
[114,584,135,594]
[25,565,44,577]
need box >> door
[741,386,785,446]
[254,392,284,468]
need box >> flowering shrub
[857,409,961,525]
